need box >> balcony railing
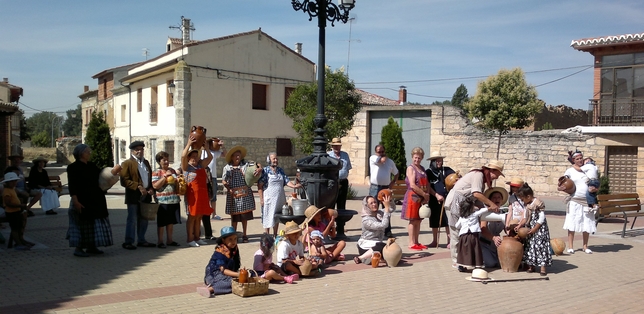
[588,98,644,126]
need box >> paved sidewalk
[1,184,644,313]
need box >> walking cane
[437,202,444,249]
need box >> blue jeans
[586,179,600,206]
[125,203,149,244]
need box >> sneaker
[212,215,223,220]
[584,248,593,254]
[284,275,295,284]
[196,286,214,298]
[566,248,575,254]
[197,239,208,245]
[188,241,200,247]
[289,274,299,281]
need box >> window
[252,83,268,110]
[600,53,644,99]
[120,140,127,159]
[150,86,158,124]
[137,88,142,112]
[164,141,175,163]
[276,138,293,156]
[167,80,174,107]
[121,105,126,122]
[284,87,295,109]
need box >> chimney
[2,78,8,83]
[182,17,191,45]
[295,43,302,54]
[398,86,407,105]
[83,85,89,93]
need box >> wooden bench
[25,175,63,196]
[391,179,407,205]
[596,193,644,238]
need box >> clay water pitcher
[382,238,402,267]
[558,175,576,195]
[238,268,248,284]
[550,238,566,256]
[498,237,524,272]
[99,165,122,191]
[190,126,207,149]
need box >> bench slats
[596,193,642,238]
[598,199,641,208]
[598,193,640,201]
[391,179,407,201]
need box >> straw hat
[330,138,342,146]
[284,221,303,235]
[466,269,493,282]
[426,151,445,161]
[1,172,20,183]
[32,155,49,165]
[484,187,509,206]
[225,146,247,163]
[505,177,525,187]
[302,205,325,226]
[484,160,505,176]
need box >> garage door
[369,110,432,168]
[606,146,638,193]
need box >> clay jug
[371,252,382,268]
[382,238,402,267]
[445,171,462,192]
[498,237,524,272]
[377,189,392,202]
[558,175,576,195]
[99,166,121,191]
[244,161,260,186]
[238,268,248,284]
[550,238,566,256]
[190,126,207,149]
[208,137,221,151]
[419,204,431,219]
[516,227,530,240]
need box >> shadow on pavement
[589,242,633,253]
[550,259,578,274]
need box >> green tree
[539,121,554,130]
[450,84,469,109]
[25,111,61,146]
[381,117,407,180]
[30,131,50,148]
[18,109,30,141]
[85,111,113,168]
[284,67,362,154]
[464,68,543,159]
[62,104,82,137]
[430,100,451,106]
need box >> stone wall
[530,104,589,130]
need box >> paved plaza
[2,176,644,313]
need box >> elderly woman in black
[425,151,454,248]
[66,144,113,257]
[27,156,60,215]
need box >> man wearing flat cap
[120,141,154,249]
[327,138,352,210]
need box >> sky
[1,0,643,117]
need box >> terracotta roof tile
[356,89,399,106]
[571,32,644,48]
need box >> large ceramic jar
[190,126,207,149]
[498,237,524,272]
[383,238,402,267]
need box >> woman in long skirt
[258,152,300,237]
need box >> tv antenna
[142,48,149,60]
[343,15,360,77]
[169,16,196,45]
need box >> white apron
[39,189,60,212]
[262,170,286,228]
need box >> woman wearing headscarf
[258,152,300,237]
[27,156,60,215]
[560,150,596,254]
[66,144,115,257]
[222,146,262,243]
[354,194,392,264]
[444,160,504,268]
[425,151,454,248]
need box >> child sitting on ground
[2,172,33,250]
[582,157,600,212]
[198,226,242,297]
[277,221,319,277]
[308,230,331,266]
[517,183,552,275]
[253,234,298,284]
[455,195,491,272]
[303,206,346,262]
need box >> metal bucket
[291,199,309,216]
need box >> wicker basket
[231,270,269,297]
[139,201,159,221]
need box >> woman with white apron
[258,152,301,237]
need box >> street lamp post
[291,0,355,211]
[51,114,61,148]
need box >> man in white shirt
[368,144,399,237]
[201,138,226,240]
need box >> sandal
[540,271,547,276]
[527,266,535,273]
[157,243,166,249]
[122,243,137,250]
[242,236,249,243]
[167,241,180,246]
[353,256,362,264]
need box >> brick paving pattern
[2,181,644,313]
